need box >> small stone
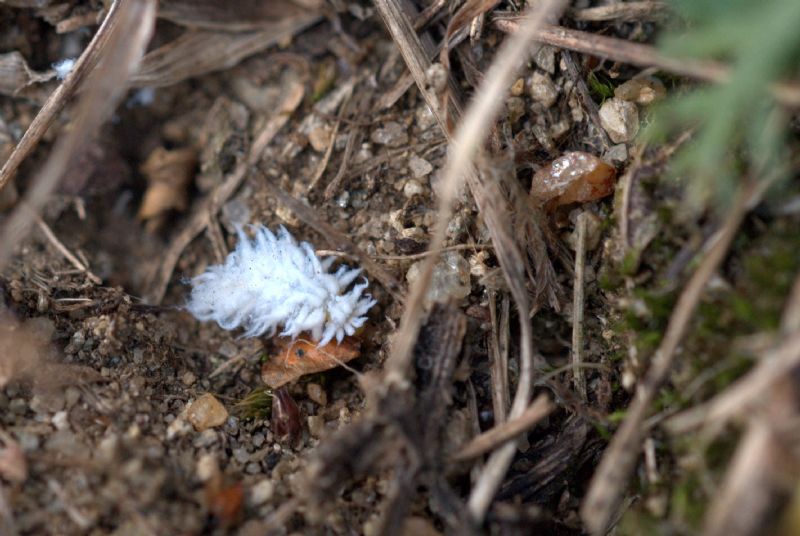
[506,96,526,123]
[308,124,332,152]
[166,414,192,440]
[9,398,26,415]
[403,179,424,198]
[249,479,275,506]
[529,71,558,108]
[52,411,69,431]
[186,394,229,432]
[614,77,666,105]
[599,98,639,143]
[534,45,556,74]
[245,462,260,474]
[233,447,250,464]
[603,143,628,164]
[510,77,525,96]
[221,198,250,229]
[415,105,437,131]
[306,383,327,406]
[370,122,408,147]
[196,453,219,482]
[408,155,433,178]
[307,415,326,438]
[252,433,265,448]
[218,341,238,359]
[181,371,196,386]
[64,387,81,409]
[406,251,471,308]
[193,429,219,448]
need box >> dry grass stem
[489,292,510,424]
[454,394,553,462]
[571,212,588,402]
[572,1,667,22]
[34,213,102,285]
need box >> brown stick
[454,394,553,462]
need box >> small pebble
[370,122,408,147]
[599,98,639,143]
[245,462,261,475]
[186,394,229,432]
[252,433,265,448]
[52,411,69,431]
[307,415,326,438]
[306,383,327,406]
[249,480,275,506]
[529,71,558,108]
[406,251,471,308]
[196,453,219,482]
[614,77,666,105]
[308,124,332,152]
[408,155,433,178]
[603,143,628,164]
[181,371,196,386]
[403,179,424,198]
[510,77,525,96]
[233,448,250,464]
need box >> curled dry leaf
[0,51,55,98]
[272,386,302,443]
[137,146,197,221]
[530,151,616,209]
[261,338,360,389]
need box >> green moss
[234,387,273,420]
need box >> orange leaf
[260,337,360,389]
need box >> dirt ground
[1,1,800,535]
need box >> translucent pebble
[406,251,471,307]
[370,122,408,147]
[186,394,229,432]
[530,151,616,208]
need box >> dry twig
[454,394,553,462]
[571,211,588,402]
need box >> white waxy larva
[186,225,376,346]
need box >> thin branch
[454,394,553,462]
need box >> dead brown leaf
[0,51,54,97]
[137,146,197,222]
[261,338,360,389]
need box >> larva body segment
[186,225,376,346]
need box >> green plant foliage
[648,0,800,208]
